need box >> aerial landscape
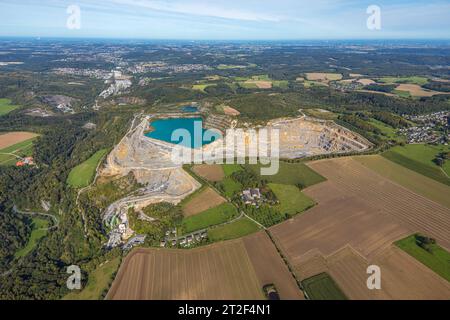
[0,0,449,305]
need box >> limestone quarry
[100,113,371,248]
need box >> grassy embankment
[0,98,19,116]
[63,257,121,300]
[67,149,108,188]
[15,218,49,258]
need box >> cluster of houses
[242,188,263,206]
[400,111,449,144]
[160,229,208,248]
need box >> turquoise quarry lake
[145,117,220,148]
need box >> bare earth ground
[183,187,227,217]
[107,240,264,300]
[222,106,241,116]
[270,157,450,299]
[243,231,304,300]
[192,164,225,182]
[0,132,38,149]
[396,83,447,97]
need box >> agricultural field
[107,241,265,300]
[268,183,315,217]
[243,231,304,300]
[382,144,450,185]
[355,155,450,208]
[0,132,38,166]
[192,83,216,93]
[181,203,239,234]
[378,76,429,86]
[63,257,121,300]
[303,108,338,120]
[396,234,450,282]
[67,149,108,188]
[182,187,226,216]
[305,73,342,82]
[0,98,19,116]
[301,273,347,300]
[270,157,450,299]
[192,164,224,182]
[208,217,260,242]
[246,162,326,188]
[396,84,443,97]
[15,218,49,258]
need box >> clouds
[0,0,449,39]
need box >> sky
[0,0,449,40]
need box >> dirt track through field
[0,132,38,149]
[107,240,264,300]
[269,157,450,299]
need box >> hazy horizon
[1,0,450,40]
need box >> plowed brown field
[107,240,264,300]
[270,157,450,299]
[0,132,38,149]
[182,187,226,217]
[192,164,225,182]
[243,231,304,300]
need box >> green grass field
[63,257,121,300]
[67,149,108,188]
[192,83,216,92]
[222,164,243,176]
[302,273,347,300]
[368,119,405,142]
[0,98,19,116]
[182,203,239,234]
[247,162,326,188]
[396,235,450,282]
[382,144,450,185]
[15,218,49,258]
[208,217,260,242]
[268,183,315,216]
[0,137,37,166]
[378,76,429,86]
[393,89,412,98]
[220,176,243,198]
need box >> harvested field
[107,240,265,300]
[243,80,272,89]
[243,231,304,300]
[192,164,224,182]
[355,155,450,208]
[357,78,375,86]
[396,83,445,97]
[306,73,342,82]
[182,187,226,217]
[306,157,450,250]
[269,157,450,299]
[0,132,38,149]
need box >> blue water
[181,105,198,113]
[145,117,220,148]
